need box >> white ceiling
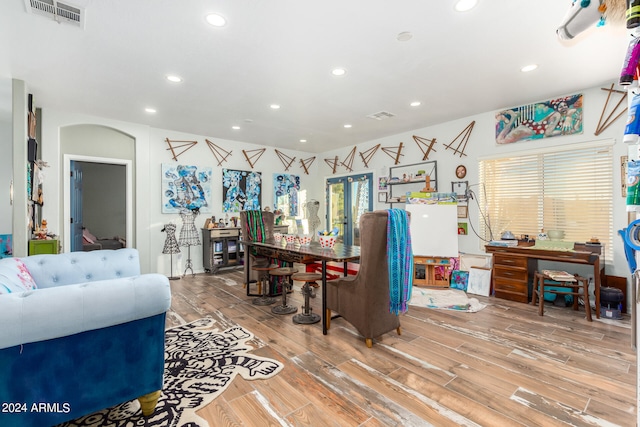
[0,0,630,153]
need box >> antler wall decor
[359,144,380,168]
[595,84,627,136]
[299,156,316,175]
[275,149,296,171]
[413,135,437,160]
[165,138,198,161]
[444,121,475,158]
[242,148,266,169]
[205,139,232,166]
[381,142,404,165]
[340,146,357,172]
[324,156,340,174]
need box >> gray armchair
[325,210,405,347]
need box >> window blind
[479,141,613,260]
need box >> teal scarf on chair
[387,209,413,315]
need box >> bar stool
[532,271,592,321]
[251,264,278,306]
[269,267,299,315]
[291,272,322,324]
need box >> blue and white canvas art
[162,164,213,213]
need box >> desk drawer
[493,277,528,302]
[208,229,240,238]
[493,265,527,282]
[493,254,527,269]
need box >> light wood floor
[166,268,636,427]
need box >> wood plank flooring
[166,268,636,427]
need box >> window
[479,140,613,259]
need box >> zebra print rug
[58,317,284,427]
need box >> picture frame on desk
[457,204,468,218]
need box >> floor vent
[24,0,84,28]
[367,111,395,120]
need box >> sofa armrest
[0,274,171,350]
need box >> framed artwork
[457,222,468,235]
[378,176,389,191]
[457,204,468,218]
[222,169,262,213]
[451,270,469,291]
[274,173,300,216]
[495,93,583,144]
[162,163,212,213]
[378,192,388,203]
[452,181,468,201]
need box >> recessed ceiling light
[455,0,478,12]
[232,126,240,130]
[332,68,346,76]
[270,104,281,109]
[396,32,413,42]
[166,75,182,83]
[521,64,538,72]
[410,101,421,107]
[145,108,156,113]
[206,13,227,27]
[343,124,352,128]
[299,139,307,143]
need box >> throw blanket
[387,209,413,315]
[244,210,266,242]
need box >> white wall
[147,127,321,276]
[319,83,628,281]
[36,82,628,284]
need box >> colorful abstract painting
[273,173,300,216]
[495,93,583,144]
[0,234,12,258]
[450,270,469,291]
[223,169,262,213]
[162,164,213,213]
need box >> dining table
[240,239,361,334]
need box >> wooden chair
[531,271,592,321]
[325,210,405,347]
[240,210,275,295]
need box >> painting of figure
[495,94,583,144]
[223,169,262,213]
[162,164,212,213]
[274,173,300,216]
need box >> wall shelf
[387,161,437,207]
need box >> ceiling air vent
[24,0,84,28]
[367,111,395,121]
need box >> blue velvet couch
[0,248,171,427]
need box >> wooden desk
[241,239,361,334]
[485,244,603,318]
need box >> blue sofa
[0,248,171,427]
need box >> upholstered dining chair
[325,210,411,348]
[240,210,275,285]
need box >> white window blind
[479,141,613,260]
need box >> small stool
[251,264,278,306]
[532,271,592,321]
[291,272,322,324]
[269,267,299,315]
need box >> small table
[240,239,361,334]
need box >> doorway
[64,155,132,252]
[326,173,373,246]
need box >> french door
[325,173,373,246]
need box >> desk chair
[532,271,592,321]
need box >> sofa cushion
[0,273,171,349]
[0,258,37,294]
